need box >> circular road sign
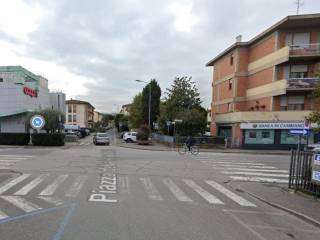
[30,115,45,130]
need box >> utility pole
[295,0,304,15]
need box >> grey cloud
[11,0,320,112]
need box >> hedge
[31,133,65,146]
[0,133,30,145]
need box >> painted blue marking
[0,205,70,225]
[52,203,77,240]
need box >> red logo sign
[23,87,38,98]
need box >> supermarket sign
[240,122,307,130]
[23,87,38,98]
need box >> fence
[288,149,320,197]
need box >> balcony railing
[289,43,320,56]
[287,77,320,90]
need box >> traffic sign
[315,154,320,162]
[289,129,309,136]
[30,115,45,130]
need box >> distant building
[206,14,320,149]
[93,111,103,123]
[50,90,66,114]
[120,104,131,116]
[65,99,95,128]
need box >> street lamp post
[135,80,151,129]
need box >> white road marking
[0,160,20,162]
[119,176,130,194]
[39,175,68,196]
[222,172,289,178]
[65,175,87,197]
[140,177,163,200]
[230,176,288,183]
[79,143,84,146]
[0,155,33,158]
[0,210,8,220]
[1,196,42,212]
[14,174,50,195]
[162,178,192,202]
[0,167,9,170]
[183,179,224,205]
[0,174,30,195]
[205,180,256,207]
[210,165,276,169]
[85,142,91,146]
[214,162,265,166]
[38,196,63,206]
[221,168,288,173]
[0,162,15,166]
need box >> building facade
[206,14,320,149]
[65,99,95,128]
[0,66,51,132]
[50,91,66,114]
[93,111,103,123]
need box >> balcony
[289,43,320,60]
[287,77,320,91]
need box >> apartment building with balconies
[206,14,320,149]
[65,99,95,128]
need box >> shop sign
[23,86,38,98]
[312,154,320,182]
[240,122,306,130]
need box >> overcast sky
[1,0,320,113]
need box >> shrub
[0,133,30,145]
[31,133,65,146]
[137,132,149,141]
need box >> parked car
[93,133,110,145]
[123,131,137,143]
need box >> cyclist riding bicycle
[185,136,196,152]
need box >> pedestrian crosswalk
[195,155,289,184]
[0,155,33,170]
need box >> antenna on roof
[295,0,304,15]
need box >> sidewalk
[239,183,320,227]
[116,141,290,155]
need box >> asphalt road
[0,130,319,240]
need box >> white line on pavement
[38,175,68,196]
[1,196,42,212]
[209,165,277,169]
[222,172,289,178]
[14,174,50,195]
[162,178,193,202]
[85,142,91,146]
[0,162,15,166]
[140,177,163,201]
[183,179,224,205]
[0,155,33,158]
[0,160,20,162]
[0,210,8,220]
[214,162,265,166]
[205,180,256,207]
[119,176,130,194]
[229,176,288,183]
[0,174,31,195]
[220,168,288,173]
[65,175,87,197]
[38,196,64,206]
[79,143,84,146]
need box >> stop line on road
[0,155,33,170]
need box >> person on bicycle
[185,136,195,152]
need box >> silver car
[93,133,110,145]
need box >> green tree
[114,114,129,132]
[128,93,143,128]
[27,109,65,133]
[101,114,114,127]
[141,79,161,129]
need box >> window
[68,105,72,113]
[230,54,234,65]
[68,115,72,122]
[280,95,304,110]
[0,78,3,82]
[249,132,257,139]
[284,65,308,79]
[228,79,232,90]
[245,130,274,144]
[285,32,310,48]
[73,104,77,113]
[262,132,270,138]
[73,114,77,122]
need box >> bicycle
[178,143,199,155]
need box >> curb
[245,191,320,229]
[116,144,171,152]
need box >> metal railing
[289,149,320,197]
[289,43,320,56]
[287,77,320,89]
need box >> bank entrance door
[218,126,232,138]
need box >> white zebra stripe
[162,178,192,202]
[1,196,42,212]
[222,172,289,178]
[14,174,50,195]
[221,168,288,173]
[38,196,64,206]
[0,174,30,194]
[140,177,163,201]
[65,175,87,197]
[205,180,256,207]
[183,179,224,205]
[39,175,68,196]
[230,176,288,183]
[0,210,8,220]
[119,176,130,194]
[214,162,265,166]
[211,165,276,169]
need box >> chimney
[236,35,242,43]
